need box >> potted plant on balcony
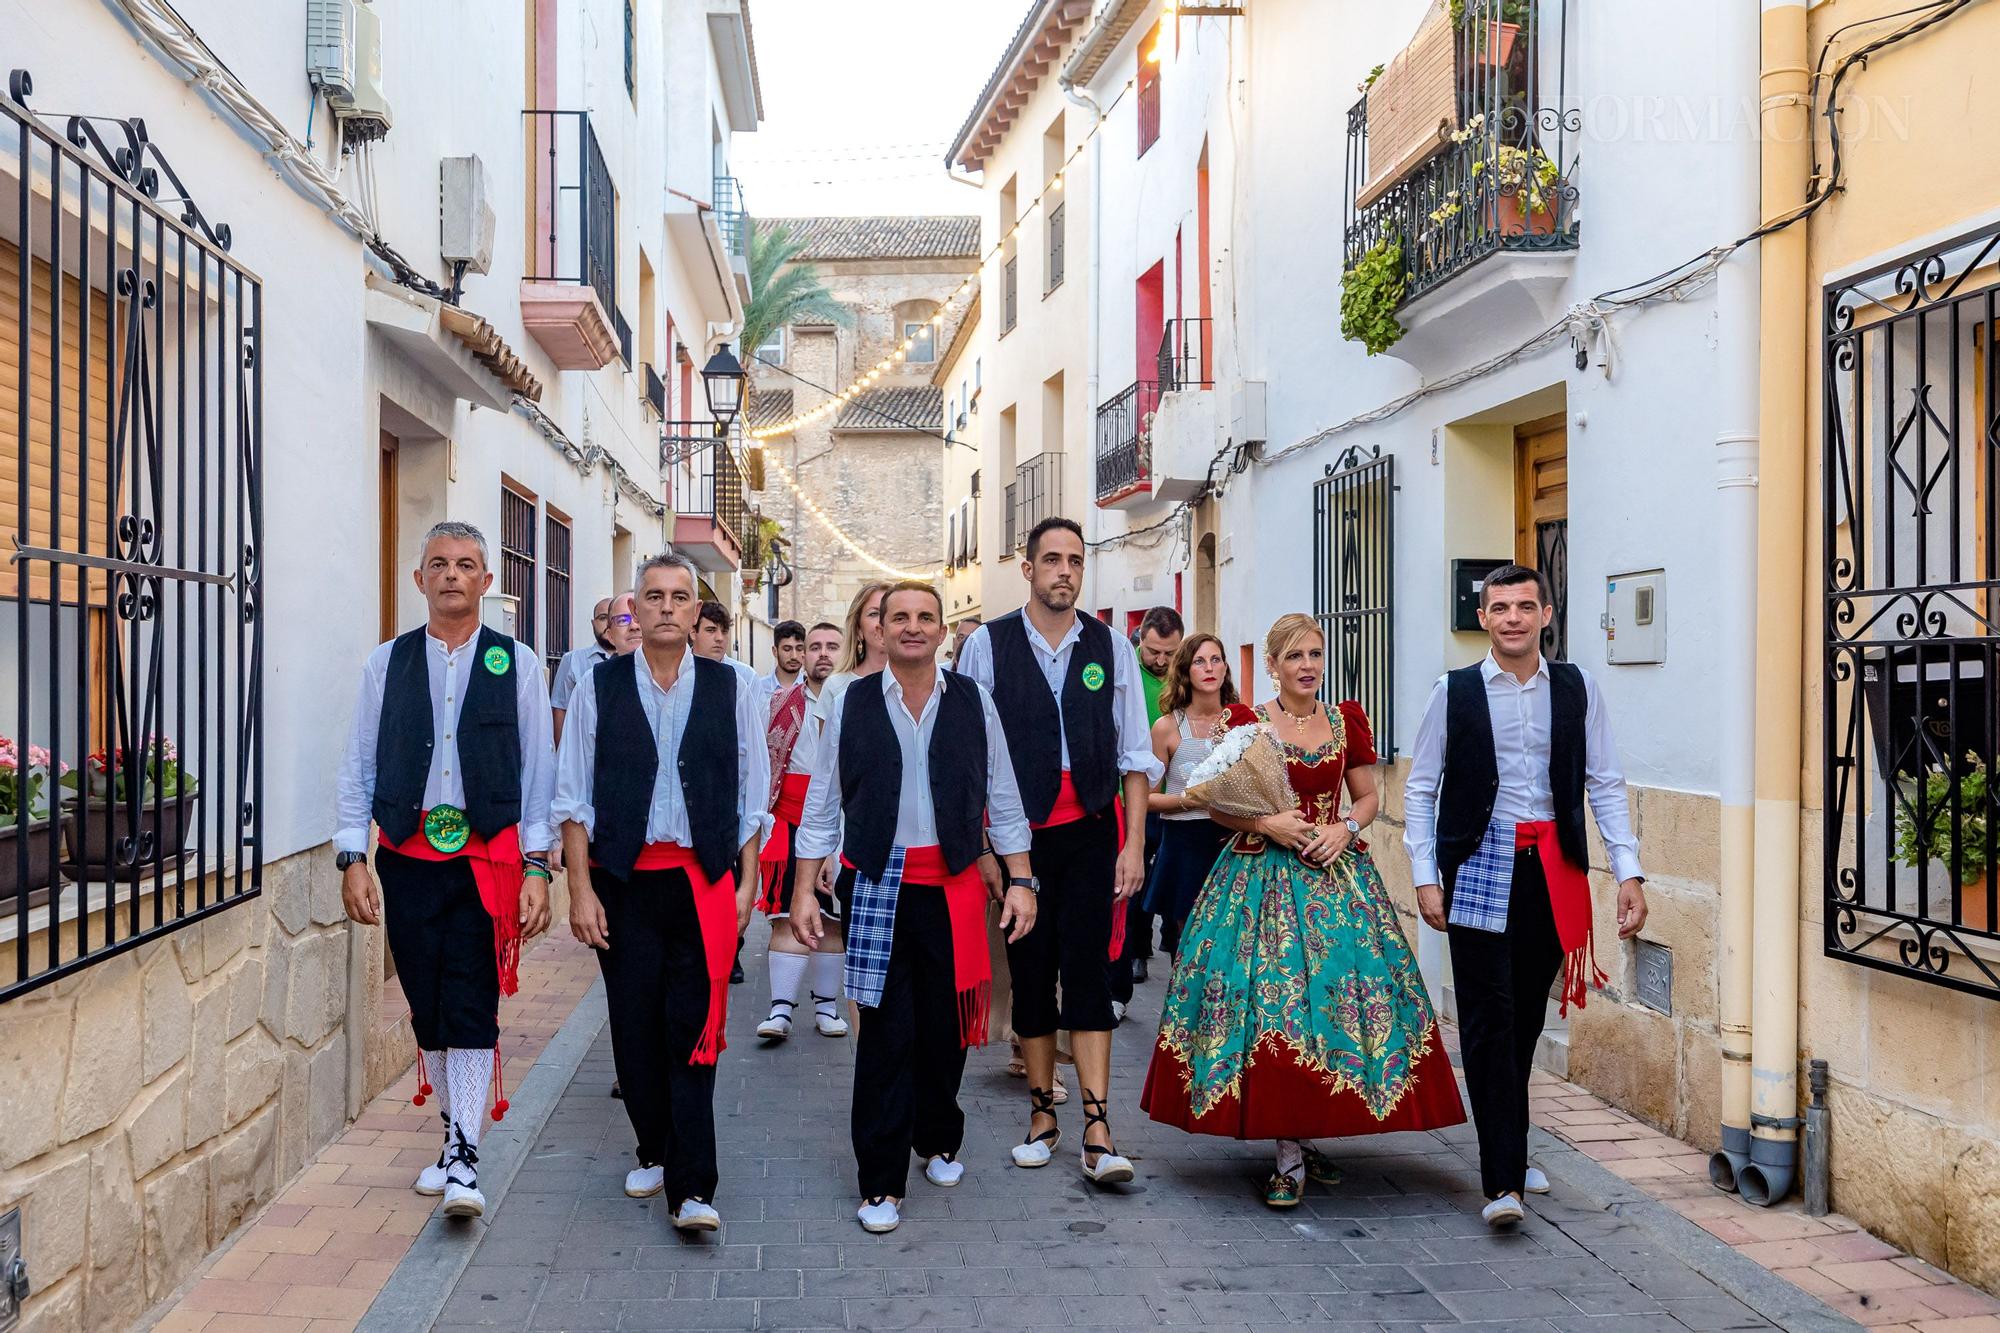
[1893,754,1995,932]
[1340,236,1408,357]
[0,737,69,910]
[61,735,199,877]
[1448,0,1532,69]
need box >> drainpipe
[1740,0,1812,1208]
[1708,0,1763,1195]
[1061,75,1104,581]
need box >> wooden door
[1514,413,1569,660]
[379,431,399,643]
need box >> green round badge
[424,804,471,854]
[1080,662,1106,692]
[482,644,512,676]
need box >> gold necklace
[1272,698,1319,734]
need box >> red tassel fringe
[1557,924,1609,1018]
[407,1017,431,1107]
[691,977,729,1066]
[956,979,991,1051]
[491,1046,509,1121]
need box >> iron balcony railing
[1,77,264,1000]
[712,174,749,259]
[1002,256,1019,334]
[524,108,633,363]
[1012,453,1063,545]
[1158,318,1213,392]
[1094,382,1161,503]
[1342,0,1578,308]
[643,364,667,417]
[663,423,751,554]
[1003,482,1019,554]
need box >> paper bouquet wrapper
[1183,723,1297,819]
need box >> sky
[734,0,1032,220]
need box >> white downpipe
[1709,0,1764,1194]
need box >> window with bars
[544,510,572,669]
[624,0,637,101]
[500,485,538,648]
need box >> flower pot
[0,816,69,912]
[62,785,200,876]
[1471,20,1520,69]
[1492,188,1560,239]
[1959,872,1994,933]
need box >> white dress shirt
[1402,653,1643,888]
[779,680,823,778]
[551,641,772,852]
[334,631,557,854]
[550,642,612,711]
[795,665,1032,860]
[955,615,1164,785]
[757,670,803,705]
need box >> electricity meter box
[1605,569,1665,665]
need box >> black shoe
[1132,958,1149,985]
[730,958,746,985]
[610,1079,622,1099]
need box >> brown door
[379,431,399,643]
[1514,414,1569,660]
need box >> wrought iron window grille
[1012,453,1063,546]
[1313,446,1396,758]
[1,73,264,1001]
[1342,0,1578,309]
[1823,220,2000,1000]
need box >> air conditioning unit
[440,155,496,275]
[1228,379,1267,446]
[306,0,392,144]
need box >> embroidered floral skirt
[1141,844,1466,1140]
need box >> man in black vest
[335,521,556,1221]
[956,517,1162,1186]
[553,552,770,1233]
[1403,564,1648,1227]
[790,581,1036,1233]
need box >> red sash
[384,819,525,996]
[842,844,993,1049]
[756,771,815,913]
[621,842,740,1064]
[1516,821,1606,1015]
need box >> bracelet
[523,866,552,882]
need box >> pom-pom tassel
[490,1046,509,1121]
[409,1022,432,1107]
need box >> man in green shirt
[1113,607,1185,1008]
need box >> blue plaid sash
[843,846,905,1009]
[1447,819,1515,933]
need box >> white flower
[1185,722,1268,787]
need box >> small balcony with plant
[1340,0,1578,360]
[663,423,751,572]
[521,109,632,370]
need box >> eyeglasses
[613,614,636,625]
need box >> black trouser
[1110,814,1172,1004]
[376,846,499,1051]
[592,866,719,1205]
[1447,847,1563,1200]
[842,873,968,1199]
[1008,809,1118,1036]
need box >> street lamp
[702,342,746,433]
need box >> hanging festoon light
[746,69,1144,444]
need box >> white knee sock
[767,950,809,1015]
[445,1048,492,1151]
[422,1050,450,1155]
[810,949,845,1019]
[1276,1139,1303,1182]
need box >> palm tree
[740,223,852,373]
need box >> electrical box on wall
[1605,569,1665,664]
[1451,559,1510,632]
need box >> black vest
[372,626,522,846]
[838,670,989,880]
[589,651,740,883]
[984,610,1118,822]
[1435,660,1588,894]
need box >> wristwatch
[335,851,367,871]
[1008,875,1040,896]
[1344,818,1362,836]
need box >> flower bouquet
[1183,722,1297,819]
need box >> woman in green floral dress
[1141,614,1465,1206]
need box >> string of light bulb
[747,68,1141,442]
[766,453,941,580]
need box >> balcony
[713,174,752,299]
[1158,317,1212,392]
[1012,453,1063,546]
[664,423,751,572]
[1342,0,1577,326]
[522,110,632,370]
[1094,382,1161,508]
[643,364,667,418]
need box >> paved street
[407,934,1809,1332]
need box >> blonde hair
[1264,612,1324,665]
[840,581,891,673]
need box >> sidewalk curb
[1525,1125,1861,1332]
[357,977,607,1333]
